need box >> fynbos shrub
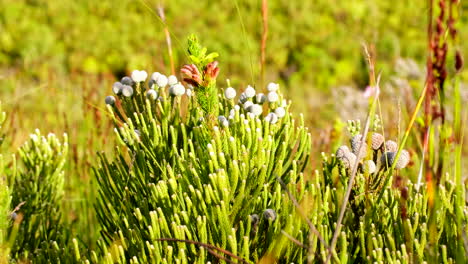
[95,38,312,262]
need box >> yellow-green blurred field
[0,0,467,255]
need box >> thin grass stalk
[325,46,380,264]
[157,5,175,75]
[260,0,268,87]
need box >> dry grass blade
[325,45,380,263]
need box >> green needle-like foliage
[96,47,313,262]
[10,130,68,261]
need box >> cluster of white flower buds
[335,132,410,174]
[220,82,288,126]
[106,69,190,105]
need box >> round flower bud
[265,112,278,124]
[186,88,193,97]
[267,92,279,103]
[170,83,185,96]
[351,134,367,160]
[381,151,396,168]
[248,104,263,116]
[267,82,279,92]
[363,160,376,174]
[335,145,350,159]
[385,140,398,152]
[155,74,168,88]
[243,101,253,110]
[341,152,357,169]
[224,87,236,99]
[274,107,286,118]
[371,133,384,150]
[245,85,256,98]
[146,89,158,100]
[122,85,134,97]
[395,149,410,169]
[151,72,161,81]
[250,214,260,226]
[239,93,248,103]
[112,82,123,95]
[131,70,148,83]
[121,76,134,86]
[263,209,277,222]
[168,75,178,86]
[105,95,116,105]
[255,93,266,104]
[234,105,240,111]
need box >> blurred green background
[0,0,467,246]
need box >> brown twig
[156,237,249,263]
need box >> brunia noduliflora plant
[94,38,312,263]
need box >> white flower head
[218,116,229,127]
[243,101,253,110]
[122,85,134,97]
[146,89,158,100]
[186,88,193,97]
[155,74,168,88]
[267,82,279,92]
[234,105,240,111]
[169,83,185,96]
[131,70,148,83]
[256,93,266,104]
[105,95,116,105]
[113,82,123,95]
[248,104,263,116]
[168,75,178,86]
[265,112,278,124]
[245,85,256,98]
[224,87,236,99]
[151,72,161,81]
[274,107,286,118]
[267,91,279,103]
[121,76,134,86]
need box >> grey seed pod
[148,79,155,89]
[255,93,266,104]
[146,89,158,100]
[274,107,286,118]
[248,104,263,116]
[224,87,236,99]
[363,160,376,174]
[267,92,279,102]
[371,133,384,150]
[267,82,279,92]
[335,145,350,159]
[105,95,116,105]
[265,112,278,124]
[381,151,396,168]
[168,75,178,86]
[385,140,398,152]
[122,85,134,97]
[121,76,134,86]
[245,85,256,98]
[263,209,277,222]
[250,214,260,226]
[395,149,410,169]
[112,82,123,95]
[239,93,248,103]
[350,134,367,160]
[243,101,253,110]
